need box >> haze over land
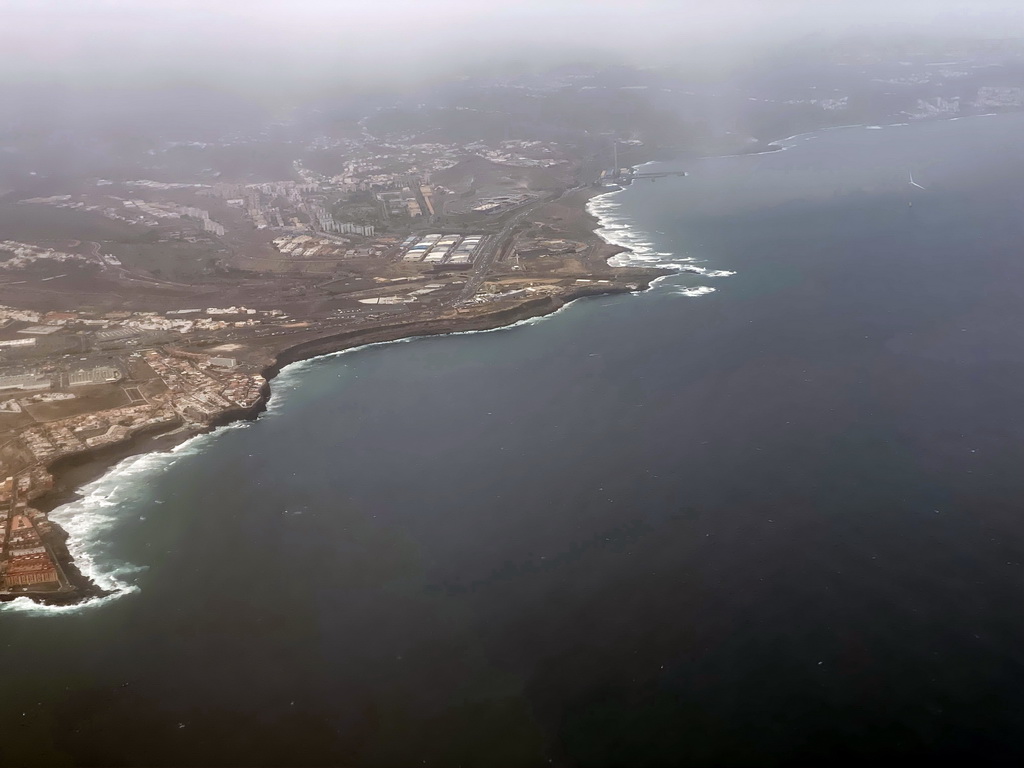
[5,2,1024,765]
[2,0,1024,602]
[3,1,1024,96]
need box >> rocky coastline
[9,264,667,606]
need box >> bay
[5,114,1024,766]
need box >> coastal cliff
[6,269,665,606]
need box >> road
[454,192,562,305]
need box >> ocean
[5,113,1024,766]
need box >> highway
[453,190,571,305]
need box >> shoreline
[10,112,1024,608]
[6,182,670,606]
[43,285,655,509]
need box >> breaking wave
[679,265,737,278]
[8,181,745,618]
[1,422,250,616]
[265,300,597,415]
[674,286,717,297]
[587,187,735,297]
[588,189,682,270]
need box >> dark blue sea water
[5,114,1024,767]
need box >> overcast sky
[2,0,1024,94]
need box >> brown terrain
[0,173,667,604]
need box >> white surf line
[587,184,736,295]
[10,177,751,616]
[0,421,253,615]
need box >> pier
[630,171,689,181]
[599,169,689,184]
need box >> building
[336,222,374,237]
[69,367,120,386]
[447,235,483,266]
[183,206,209,220]
[203,218,226,237]
[18,326,61,335]
[3,553,59,587]
[1,514,60,589]
[0,373,50,391]
[95,328,139,342]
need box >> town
[0,120,653,598]
[4,44,1024,599]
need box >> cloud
[0,0,1022,94]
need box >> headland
[0,182,669,606]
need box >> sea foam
[588,189,692,271]
[674,286,717,297]
[1,422,252,616]
[587,188,735,297]
[10,178,739,618]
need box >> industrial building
[402,234,484,266]
[423,235,460,264]
[446,235,484,266]
[95,327,140,342]
[0,373,51,392]
[18,326,61,336]
[403,234,442,262]
[69,367,120,386]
